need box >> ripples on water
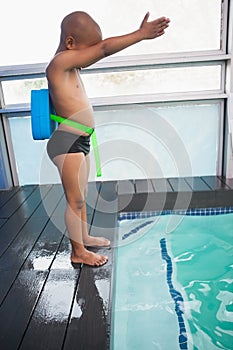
[112,213,233,350]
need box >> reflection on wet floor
[64,247,112,350]
[0,182,116,349]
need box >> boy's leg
[81,154,110,247]
[81,202,110,246]
[53,152,108,266]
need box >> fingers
[142,12,170,30]
[153,17,170,35]
[152,17,170,27]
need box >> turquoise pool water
[111,210,233,350]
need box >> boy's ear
[65,36,76,49]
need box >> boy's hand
[139,12,170,40]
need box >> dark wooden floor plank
[32,184,64,218]
[151,178,173,192]
[168,177,192,192]
[0,216,50,304]
[118,176,233,212]
[63,257,112,350]
[0,186,20,209]
[0,185,57,258]
[0,268,20,306]
[201,176,231,190]
[0,218,7,229]
[19,269,80,350]
[0,183,80,347]
[97,181,117,203]
[185,177,212,191]
[14,184,53,219]
[20,184,53,218]
[135,179,154,193]
[0,185,37,218]
[0,270,48,349]
[0,185,52,255]
[22,219,65,271]
[0,212,33,257]
[219,176,233,189]
[50,235,73,270]
[0,184,67,304]
[117,180,135,195]
[117,180,137,212]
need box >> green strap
[91,131,102,177]
[51,114,94,135]
[50,114,102,177]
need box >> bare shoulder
[46,52,70,75]
[45,53,75,88]
[47,45,105,78]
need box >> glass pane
[8,116,60,185]
[8,102,221,185]
[0,0,222,66]
[91,102,221,181]
[83,65,222,98]
[103,0,222,56]
[2,78,47,105]
[2,65,222,105]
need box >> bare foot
[71,249,108,267]
[83,236,110,247]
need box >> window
[0,0,223,66]
[8,101,222,184]
[0,0,231,186]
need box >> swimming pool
[111,208,233,350]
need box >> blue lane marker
[160,238,188,350]
[122,220,154,240]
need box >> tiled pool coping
[118,206,233,221]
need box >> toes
[71,251,108,267]
[95,255,108,266]
[103,239,111,246]
[84,236,111,247]
[99,237,110,245]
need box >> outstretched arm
[101,13,170,57]
[52,13,170,70]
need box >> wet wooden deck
[0,176,232,350]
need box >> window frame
[0,0,232,186]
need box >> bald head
[60,11,102,47]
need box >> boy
[46,11,170,267]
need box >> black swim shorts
[47,130,91,160]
